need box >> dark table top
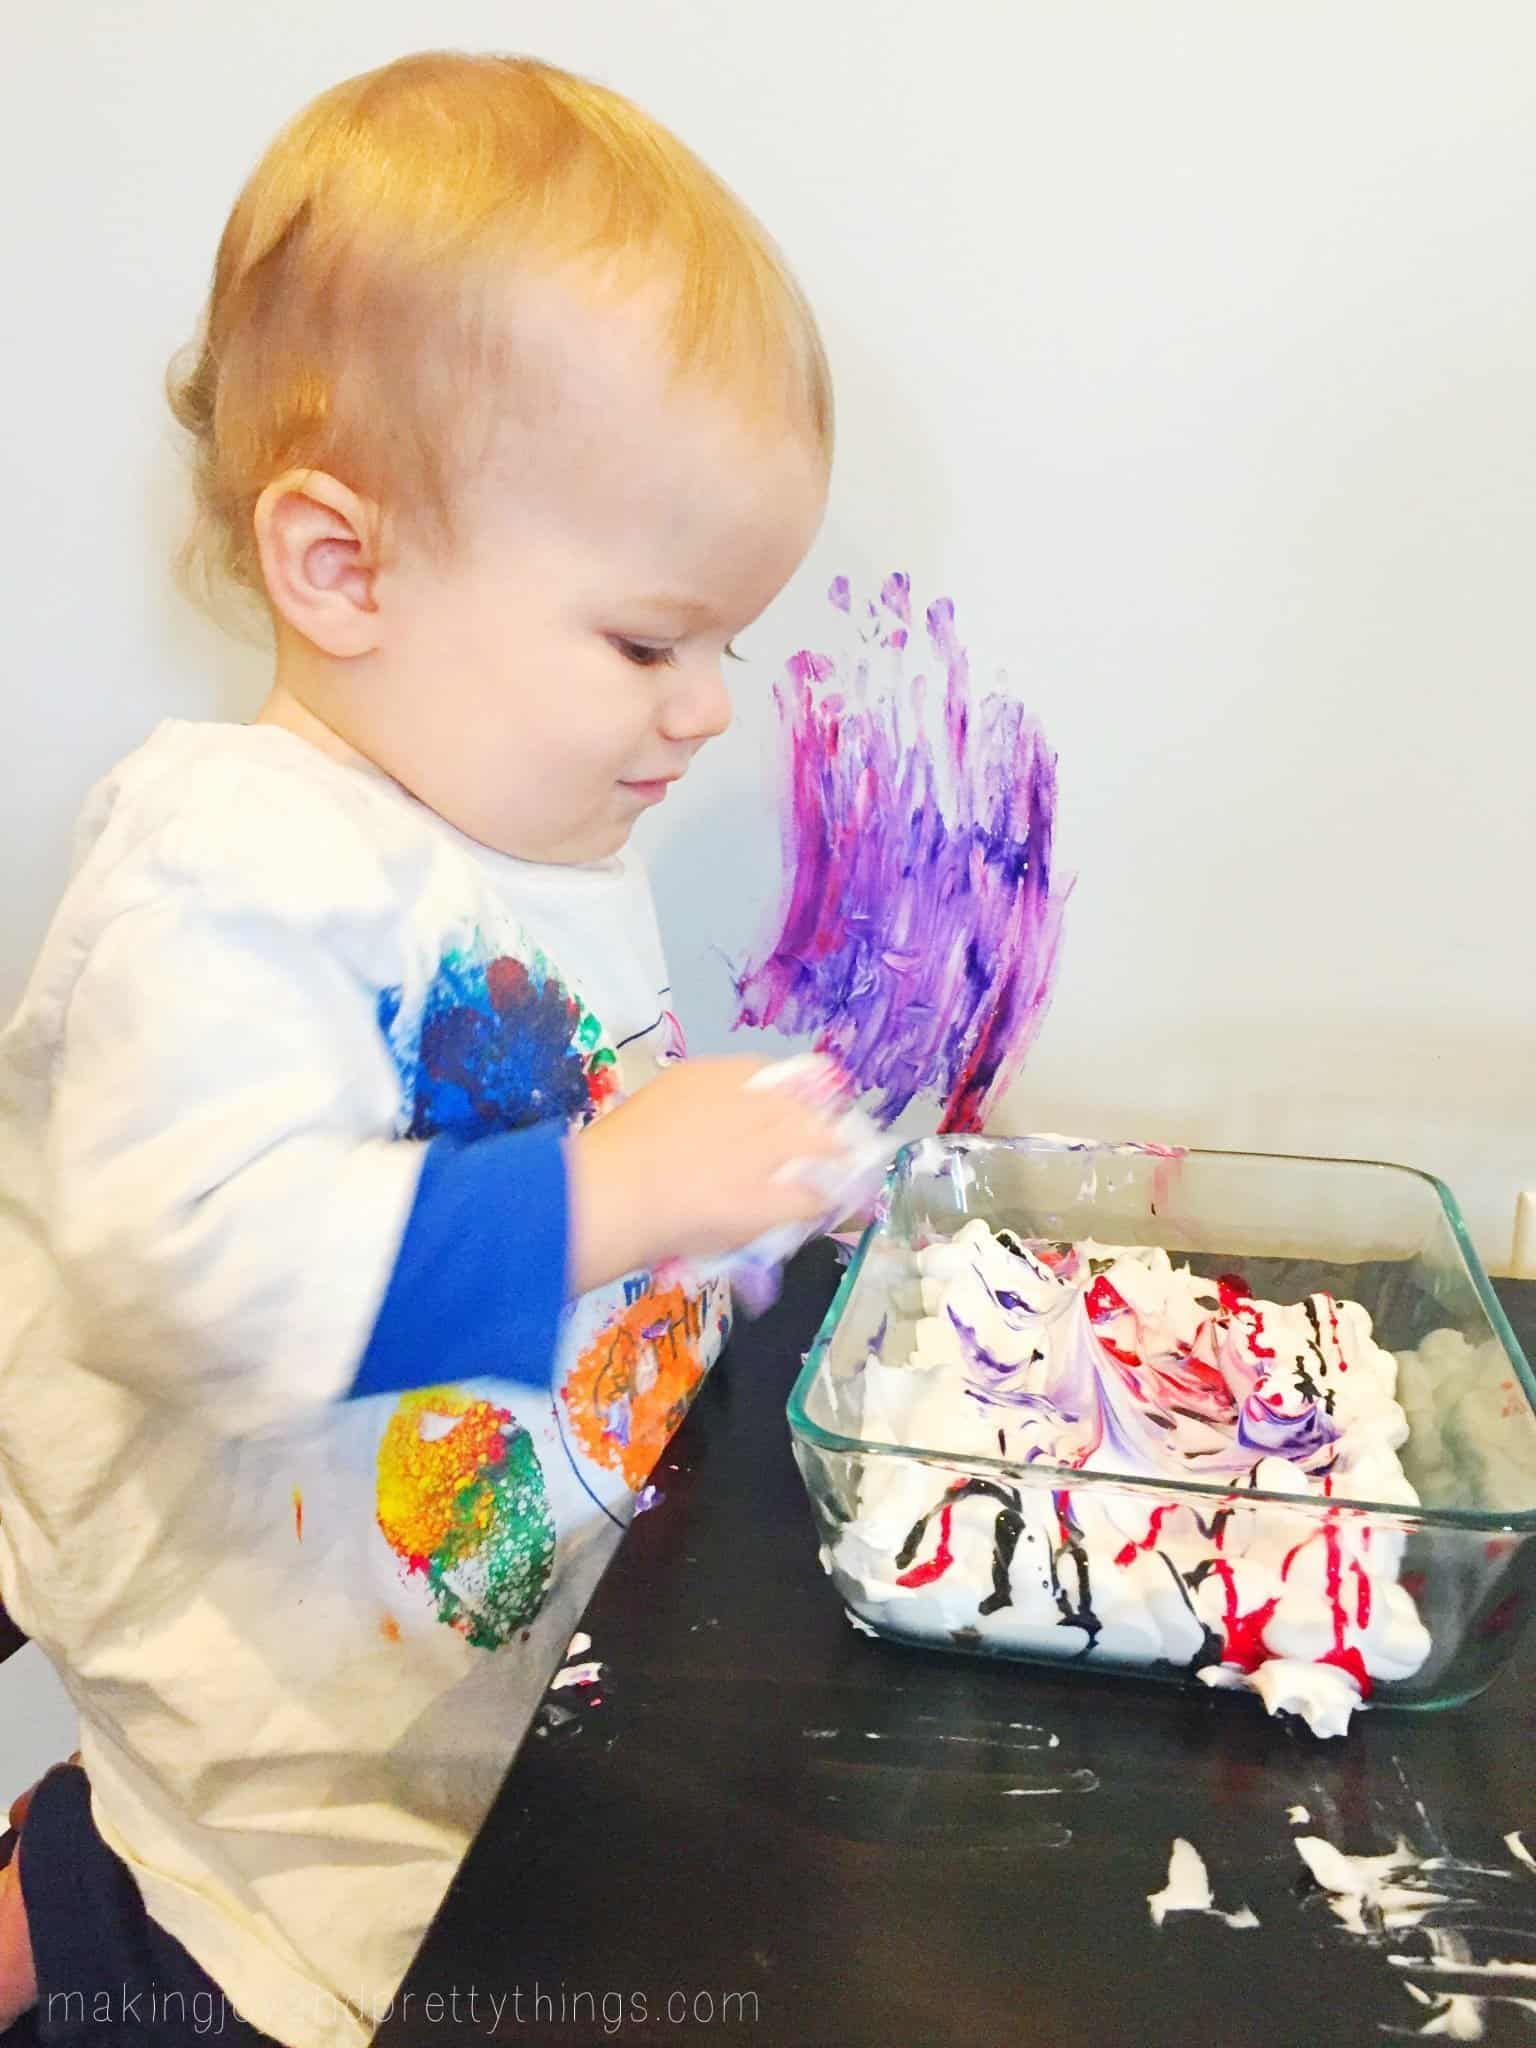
[383,1251,1536,2048]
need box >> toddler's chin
[453,809,635,866]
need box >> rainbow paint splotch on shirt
[375,1386,555,1651]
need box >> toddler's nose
[660,662,732,745]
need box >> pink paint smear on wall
[734,575,1072,1133]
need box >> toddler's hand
[567,1056,850,1294]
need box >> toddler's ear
[254,470,383,657]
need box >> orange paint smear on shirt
[561,1282,708,1492]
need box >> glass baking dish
[788,1138,1536,1729]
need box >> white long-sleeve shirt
[0,721,728,2046]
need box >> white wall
[3,2,1533,1266]
[0,1648,77,1796]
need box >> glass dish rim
[786,1136,1536,1534]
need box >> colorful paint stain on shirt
[376,1387,555,1650]
[378,938,617,1140]
[372,935,616,1646]
[561,1281,714,1493]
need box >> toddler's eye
[725,640,744,662]
[611,637,676,669]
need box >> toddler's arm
[47,894,843,1436]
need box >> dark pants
[2,1766,284,2047]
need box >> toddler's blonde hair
[169,51,832,601]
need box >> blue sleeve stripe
[347,1122,569,1402]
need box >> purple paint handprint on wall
[734,575,1072,1133]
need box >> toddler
[0,50,841,2046]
